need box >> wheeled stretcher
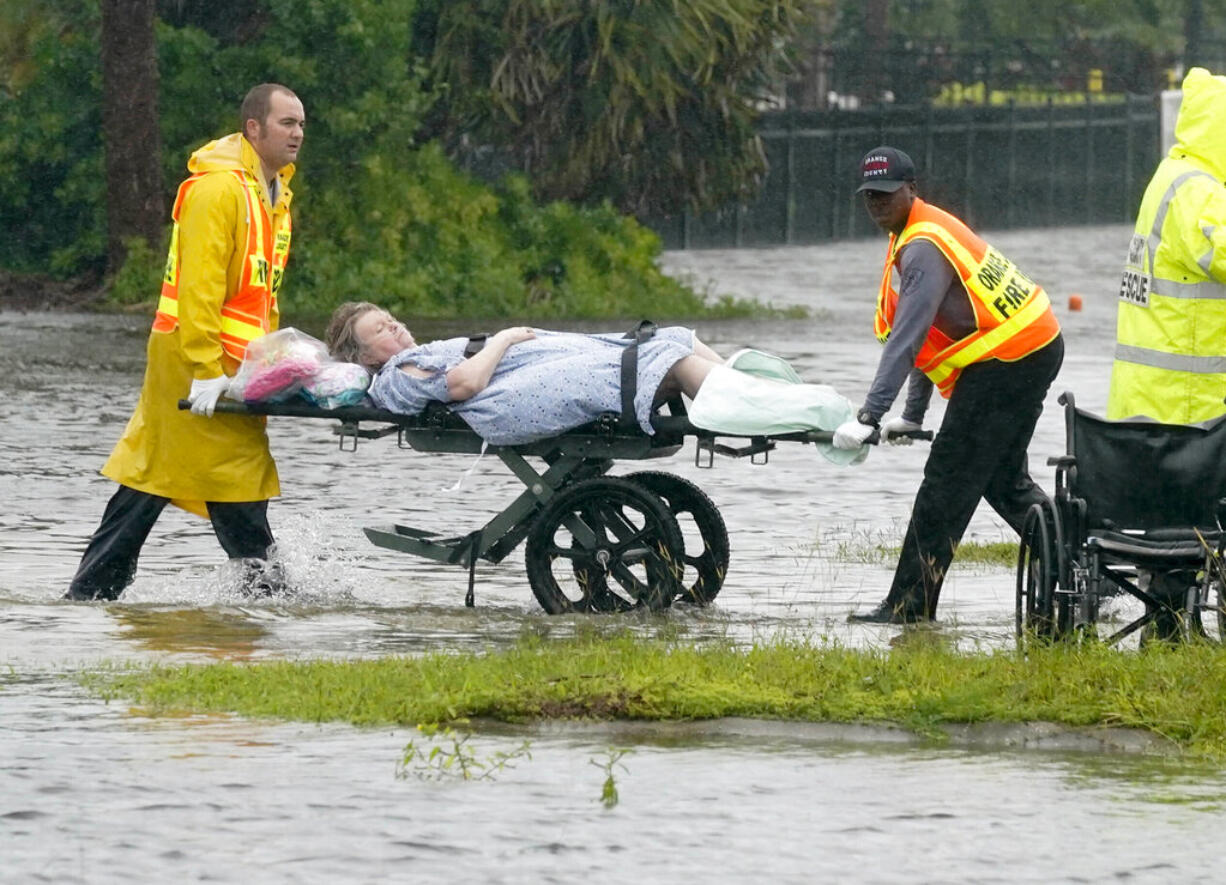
[195,398,928,614]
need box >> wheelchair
[1016,392,1226,646]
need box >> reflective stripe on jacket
[153,169,292,361]
[874,198,1061,397]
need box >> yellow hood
[1172,67,1226,180]
[185,132,296,190]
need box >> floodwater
[5,223,1226,883]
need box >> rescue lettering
[1119,269,1150,306]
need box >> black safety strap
[464,528,482,608]
[619,320,657,431]
[463,334,490,357]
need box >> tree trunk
[864,0,890,103]
[100,0,163,275]
[1184,0,1204,71]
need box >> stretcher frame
[196,398,920,613]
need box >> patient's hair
[325,301,382,369]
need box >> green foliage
[419,0,809,216]
[1,0,762,319]
[590,747,632,809]
[0,0,104,275]
[292,143,710,320]
[108,236,167,307]
[397,723,533,781]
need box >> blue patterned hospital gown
[368,327,696,445]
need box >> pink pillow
[243,357,319,402]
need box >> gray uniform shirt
[862,238,977,424]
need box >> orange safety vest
[874,199,1060,397]
[152,169,292,361]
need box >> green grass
[86,633,1226,759]
[824,524,1018,568]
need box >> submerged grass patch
[819,523,1017,568]
[84,634,1226,759]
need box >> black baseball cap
[856,146,916,193]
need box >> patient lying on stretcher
[325,301,862,461]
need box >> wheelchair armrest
[1047,455,1075,468]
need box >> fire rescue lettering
[250,255,270,286]
[974,247,1035,320]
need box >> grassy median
[86,631,1226,759]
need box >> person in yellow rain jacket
[65,84,305,601]
[1107,68,1226,639]
[1109,67,1226,424]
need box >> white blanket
[687,364,866,465]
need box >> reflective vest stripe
[1149,278,1226,300]
[220,314,267,341]
[1113,344,1226,374]
[1146,170,1215,280]
[930,289,1054,370]
[155,292,178,319]
[899,221,979,274]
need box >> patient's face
[356,309,416,367]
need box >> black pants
[885,335,1065,616]
[65,484,277,601]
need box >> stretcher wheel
[623,471,728,604]
[524,477,684,614]
[1015,501,1067,645]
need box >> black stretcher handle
[866,427,935,445]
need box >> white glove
[832,419,876,450]
[188,375,232,417]
[881,416,923,446]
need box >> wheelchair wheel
[623,471,729,605]
[1016,502,1066,644]
[1195,576,1226,643]
[1218,582,1226,641]
[524,477,684,614]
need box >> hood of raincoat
[185,132,296,193]
[1171,67,1226,181]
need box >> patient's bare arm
[443,326,535,401]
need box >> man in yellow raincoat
[65,83,305,600]
[1109,67,1226,423]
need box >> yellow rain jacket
[102,134,295,514]
[1108,67,1226,423]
